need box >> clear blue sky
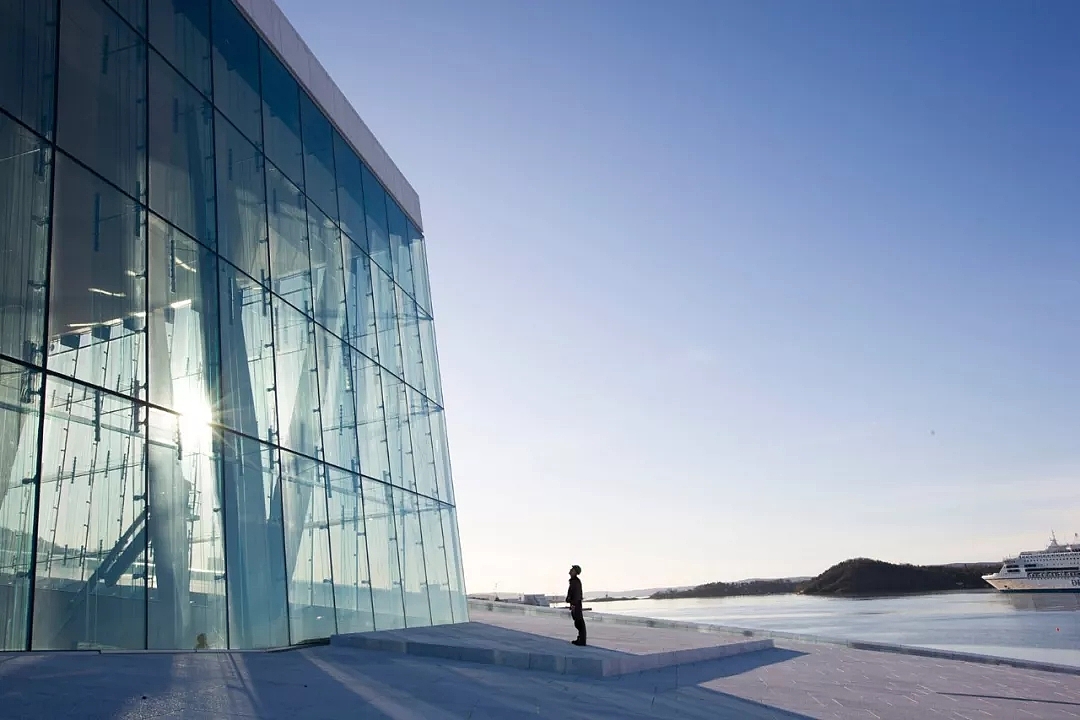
[277,0,1080,594]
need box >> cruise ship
[983,534,1080,592]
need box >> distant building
[0,0,465,651]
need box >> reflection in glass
[57,0,147,203]
[387,201,414,299]
[149,51,216,247]
[352,353,390,485]
[222,431,287,649]
[300,93,337,220]
[372,264,402,379]
[146,408,227,649]
[334,131,365,245]
[407,387,438,500]
[211,0,261,146]
[267,165,311,313]
[260,42,304,189]
[315,326,359,473]
[272,296,322,459]
[149,0,212,97]
[382,374,414,493]
[33,377,147,650]
[105,0,147,36]
[280,448,335,642]
[363,478,404,630]
[0,361,42,650]
[409,226,432,314]
[418,496,453,626]
[0,0,57,138]
[430,409,455,507]
[326,468,373,634]
[398,291,426,398]
[361,163,391,274]
[394,488,431,627]
[217,261,277,444]
[417,307,444,407]
[48,155,147,400]
[215,113,268,284]
[343,239,379,363]
[309,205,347,339]
[442,505,469,622]
[0,115,51,365]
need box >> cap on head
[570,565,582,574]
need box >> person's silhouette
[566,564,586,646]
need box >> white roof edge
[232,0,424,231]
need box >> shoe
[571,639,586,646]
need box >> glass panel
[409,227,432,314]
[271,296,322,459]
[210,0,260,146]
[309,205,347,339]
[372,264,402,378]
[217,260,277,444]
[326,469,373,634]
[147,216,219,421]
[0,0,57,137]
[343,239,378,363]
[398,291,425,397]
[32,377,147,650]
[0,361,42,650]
[418,496,452,625]
[387,201,413,299]
[148,51,215,247]
[148,0,212,97]
[315,326,358,473]
[259,42,303,189]
[381,374,414,493]
[215,112,268,284]
[266,164,311,314]
[57,0,147,203]
[407,387,437,500]
[393,488,430,627]
[417,307,443,407]
[430,408,454,507]
[48,154,147,401]
[362,478,403,630]
[361,163,390,274]
[279,448,335,642]
[333,131,365,244]
[105,0,147,35]
[300,93,337,220]
[441,505,468,622]
[0,114,51,366]
[221,430,287,648]
[352,352,389,485]
[146,407,226,649]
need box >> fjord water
[597,591,1080,667]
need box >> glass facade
[0,0,466,651]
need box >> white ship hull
[985,535,1080,593]
[983,575,1080,593]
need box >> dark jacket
[566,576,583,607]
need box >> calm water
[594,591,1080,667]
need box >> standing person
[566,564,586,646]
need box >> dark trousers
[571,606,586,642]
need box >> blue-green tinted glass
[147,215,220,420]
[33,377,147,650]
[272,295,322,459]
[387,201,413,298]
[398,291,426,397]
[217,260,278,444]
[279,449,336,642]
[0,361,42,650]
[146,407,227,649]
[333,131,365,244]
[149,0,211,96]
[343,239,379,362]
[326,469,374,633]
[352,352,390,484]
[0,114,51,366]
[407,387,438,500]
[221,431,288,649]
[315,326,358,472]
[211,0,260,146]
[149,51,216,247]
[266,164,311,313]
[215,113,269,284]
[409,228,432,314]
[430,408,455,506]
[442,505,468,622]
[0,0,57,137]
[57,0,147,203]
[260,43,304,188]
[309,205,347,339]
[363,478,404,630]
[105,0,146,35]
[381,373,414,492]
[418,495,453,625]
[48,154,147,400]
[417,306,443,406]
[394,489,431,628]
[372,264,402,378]
[361,164,391,273]
[300,93,337,220]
